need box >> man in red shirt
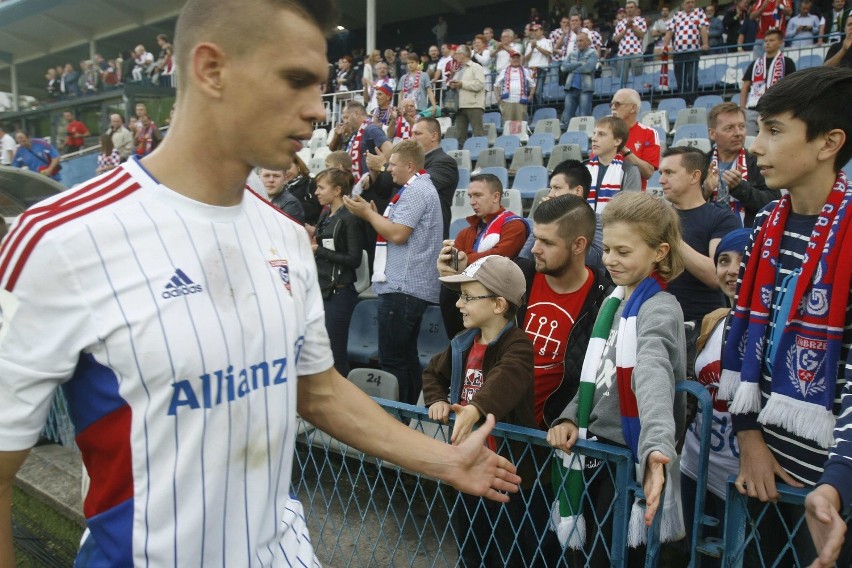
[750,0,793,58]
[439,173,528,338]
[610,88,661,190]
[62,110,90,154]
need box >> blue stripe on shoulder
[63,353,125,434]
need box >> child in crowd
[719,66,852,567]
[679,227,751,567]
[325,150,353,172]
[585,116,642,214]
[422,254,537,567]
[312,168,363,377]
[547,191,687,565]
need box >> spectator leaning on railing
[717,67,852,568]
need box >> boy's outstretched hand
[444,413,521,503]
[450,403,481,445]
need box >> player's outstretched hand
[446,413,520,502]
[805,484,846,568]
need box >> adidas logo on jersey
[162,269,203,299]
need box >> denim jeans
[561,88,592,127]
[323,284,358,377]
[377,292,429,405]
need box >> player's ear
[191,42,227,99]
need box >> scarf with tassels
[551,274,684,548]
[348,120,370,180]
[501,65,531,104]
[746,52,786,109]
[658,47,670,90]
[586,153,626,214]
[393,116,413,140]
[719,173,852,449]
[710,146,749,223]
[372,171,426,282]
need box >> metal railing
[42,377,846,566]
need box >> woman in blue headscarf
[679,227,751,567]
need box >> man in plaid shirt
[663,0,709,100]
[612,0,648,83]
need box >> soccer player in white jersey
[0,1,521,565]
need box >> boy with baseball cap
[422,254,538,566]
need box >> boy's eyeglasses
[458,293,497,304]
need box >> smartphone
[450,248,459,271]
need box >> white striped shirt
[0,157,332,566]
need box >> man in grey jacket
[560,31,598,128]
[447,45,485,147]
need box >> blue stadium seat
[558,131,590,154]
[594,76,621,97]
[511,165,549,199]
[694,94,724,113]
[672,123,709,145]
[640,100,652,115]
[494,135,522,161]
[698,64,728,90]
[479,166,509,189]
[592,103,611,121]
[440,138,458,153]
[527,132,556,159]
[531,107,558,124]
[449,217,468,239]
[483,111,503,134]
[418,306,449,368]
[347,299,379,365]
[542,78,565,103]
[797,54,822,69]
[457,167,471,189]
[657,98,687,126]
[647,170,662,189]
[463,136,490,158]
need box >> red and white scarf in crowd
[402,72,421,101]
[710,146,749,223]
[586,153,626,214]
[658,47,670,89]
[501,66,531,104]
[473,209,523,252]
[746,52,786,108]
[373,171,426,282]
[348,120,370,180]
[392,117,413,140]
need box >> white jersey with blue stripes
[0,157,332,566]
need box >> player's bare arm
[297,367,521,501]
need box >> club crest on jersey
[162,268,203,299]
[268,259,291,293]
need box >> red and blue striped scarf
[720,172,852,448]
[586,153,625,214]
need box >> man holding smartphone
[436,173,528,339]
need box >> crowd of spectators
[42,34,174,103]
[324,0,849,124]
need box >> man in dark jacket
[412,117,460,238]
[702,102,781,228]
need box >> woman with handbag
[312,168,365,376]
